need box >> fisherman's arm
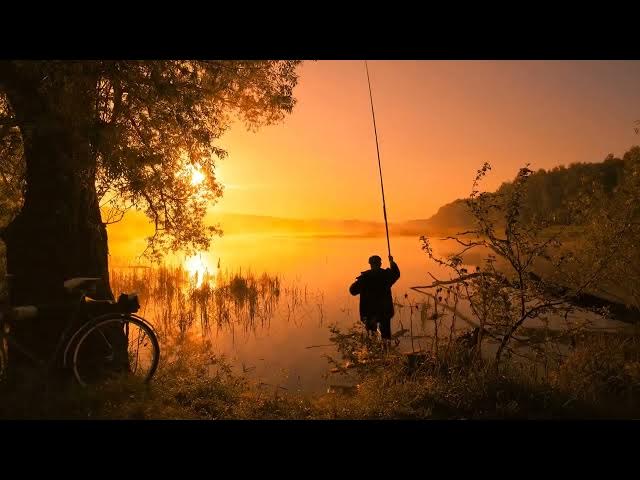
[349,278,361,296]
[389,256,400,284]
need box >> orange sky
[212,60,640,222]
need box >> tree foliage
[578,147,640,309]
[419,163,615,368]
[425,152,630,232]
[0,94,23,228]
[0,60,302,259]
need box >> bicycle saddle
[63,277,102,294]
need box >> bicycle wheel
[72,315,159,387]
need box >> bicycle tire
[63,312,144,369]
[72,314,160,387]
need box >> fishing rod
[364,60,391,258]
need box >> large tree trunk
[4,124,112,304]
[0,65,114,376]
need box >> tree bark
[0,65,114,373]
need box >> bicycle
[0,275,160,387]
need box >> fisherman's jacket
[349,261,400,319]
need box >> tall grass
[110,265,282,339]
[318,323,640,419]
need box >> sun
[190,166,205,186]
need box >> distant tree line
[498,151,630,226]
[422,145,640,312]
[425,146,640,232]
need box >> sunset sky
[212,60,640,222]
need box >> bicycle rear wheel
[72,315,159,387]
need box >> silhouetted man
[349,255,400,349]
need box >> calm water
[111,234,631,394]
[186,234,446,394]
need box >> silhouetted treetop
[0,60,301,257]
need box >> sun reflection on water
[184,253,216,288]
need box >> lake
[109,233,631,394]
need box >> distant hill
[398,199,475,235]
[213,213,388,236]
[404,148,636,234]
[210,212,464,237]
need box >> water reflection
[108,235,632,393]
[184,254,211,288]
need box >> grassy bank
[1,254,638,419]
[1,325,638,419]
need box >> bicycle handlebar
[1,291,141,324]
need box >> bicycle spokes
[73,317,159,386]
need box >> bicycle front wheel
[72,315,160,387]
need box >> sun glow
[184,253,211,288]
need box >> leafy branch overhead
[0,60,302,258]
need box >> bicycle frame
[1,273,155,383]
[0,292,94,375]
